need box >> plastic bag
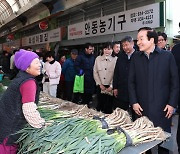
[73,75,84,93]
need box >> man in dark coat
[112,41,120,57]
[74,43,95,105]
[113,36,135,111]
[171,43,180,153]
[2,50,11,75]
[128,27,179,154]
[62,49,78,101]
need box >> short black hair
[101,42,113,56]
[26,46,32,50]
[138,27,158,44]
[2,50,8,55]
[45,51,55,59]
[102,42,113,49]
[36,52,44,58]
[85,43,94,49]
[13,49,18,54]
[121,36,133,43]
[157,31,167,41]
[113,41,120,47]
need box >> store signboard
[68,3,161,40]
[49,28,61,42]
[3,39,21,50]
[22,28,61,46]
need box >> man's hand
[113,89,118,97]
[164,104,174,119]
[132,103,143,116]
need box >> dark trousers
[113,98,129,110]
[65,81,74,101]
[96,86,113,114]
[177,115,180,153]
[9,68,19,80]
[35,74,43,91]
[72,93,82,104]
[57,80,66,99]
[82,93,92,104]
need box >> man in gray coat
[128,27,179,154]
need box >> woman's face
[26,58,41,76]
[60,56,66,62]
[103,47,113,56]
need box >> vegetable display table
[120,132,171,154]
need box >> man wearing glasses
[157,31,168,50]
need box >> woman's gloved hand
[79,69,84,76]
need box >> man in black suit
[128,27,179,154]
[113,36,135,112]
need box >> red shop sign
[7,34,14,40]
[39,21,48,30]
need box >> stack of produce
[104,108,132,128]
[17,118,126,153]
[39,92,105,119]
[16,107,167,154]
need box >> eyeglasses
[158,39,165,42]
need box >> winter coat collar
[139,45,162,56]
[49,60,56,64]
[100,55,114,61]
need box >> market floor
[170,114,178,154]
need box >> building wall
[58,0,155,46]
[3,0,174,49]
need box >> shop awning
[0,0,31,25]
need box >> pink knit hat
[14,49,39,71]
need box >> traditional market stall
[15,92,170,154]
